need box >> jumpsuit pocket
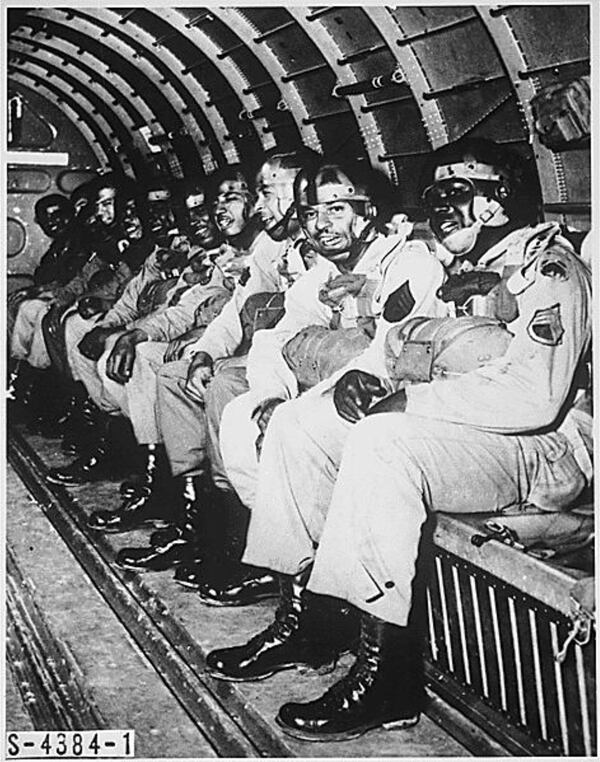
[527,433,586,511]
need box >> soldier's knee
[345,412,416,463]
[267,397,305,436]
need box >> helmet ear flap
[496,181,511,202]
[364,200,378,220]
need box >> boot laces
[316,627,381,710]
[116,486,153,513]
[248,593,302,646]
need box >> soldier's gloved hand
[437,271,501,305]
[106,331,139,384]
[252,397,285,459]
[368,389,407,416]
[78,326,117,361]
[333,370,386,423]
[184,351,214,403]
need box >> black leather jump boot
[171,482,228,589]
[118,441,172,500]
[87,444,172,533]
[7,359,31,406]
[25,366,72,437]
[7,362,48,425]
[205,570,355,682]
[46,402,111,486]
[195,488,277,606]
[276,612,425,742]
[114,475,201,571]
[60,385,98,456]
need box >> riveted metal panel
[287,8,382,166]
[46,7,218,167]
[9,58,132,171]
[504,5,589,70]
[160,9,274,152]
[365,6,448,150]
[10,53,144,175]
[409,24,502,86]
[10,41,149,167]
[28,10,185,134]
[91,7,221,166]
[390,5,479,38]
[215,7,321,152]
[122,9,264,162]
[477,6,589,231]
[10,32,149,131]
[240,5,342,149]
[9,74,108,168]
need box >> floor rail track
[8,429,292,758]
[7,547,108,731]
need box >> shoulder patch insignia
[383,280,415,323]
[527,303,564,346]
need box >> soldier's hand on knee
[184,351,214,402]
[106,333,137,384]
[78,326,116,361]
[333,370,386,423]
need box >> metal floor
[7,423,510,758]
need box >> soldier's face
[122,199,143,240]
[148,200,175,237]
[254,184,286,229]
[188,205,218,247]
[96,186,117,227]
[299,199,359,261]
[424,178,477,245]
[213,182,250,237]
[40,203,71,237]
[253,166,296,231]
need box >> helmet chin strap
[267,202,297,242]
[346,217,377,264]
[442,196,510,257]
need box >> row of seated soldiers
[7,138,593,742]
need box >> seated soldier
[112,150,321,575]
[200,155,447,604]
[8,193,75,389]
[47,173,137,310]
[48,169,258,499]
[39,186,157,433]
[8,175,135,427]
[66,169,257,507]
[45,179,184,468]
[204,138,592,742]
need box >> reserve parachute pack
[384,315,513,389]
[282,324,372,391]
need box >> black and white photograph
[3,1,596,758]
